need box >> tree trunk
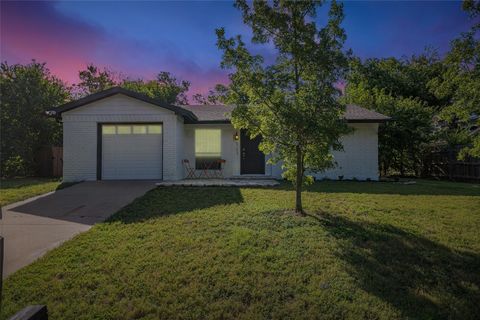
[295,145,304,215]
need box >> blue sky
[1,1,475,96]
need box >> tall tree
[77,63,117,95]
[428,0,480,159]
[217,0,350,214]
[344,52,445,176]
[192,84,229,105]
[122,72,190,105]
[77,65,190,105]
[0,61,69,176]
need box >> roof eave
[46,87,198,122]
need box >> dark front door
[240,130,265,174]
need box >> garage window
[102,124,162,135]
[117,125,131,134]
[148,125,162,134]
[103,125,116,135]
[195,129,221,169]
[133,125,147,134]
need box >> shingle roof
[180,104,390,123]
[180,105,234,122]
[344,104,390,122]
[47,87,389,123]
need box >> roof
[343,104,390,122]
[47,87,390,123]
[179,105,234,122]
[47,87,198,122]
[179,104,390,123]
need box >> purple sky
[1,1,475,99]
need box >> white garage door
[101,124,163,180]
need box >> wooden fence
[36,146,63,178]
[426,150,480,181]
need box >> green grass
[2,179,480,319]
[0,178,63,206]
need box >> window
[102,125,116,135]
[102,124,162,135]
[117,125,132,134]
[148,125,162,134]
[132,125,147,134]
[195,129,221,169]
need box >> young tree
[0,61,70,176]
[217,0,350,214]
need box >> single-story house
[47,87,390,182]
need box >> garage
[100,123,163,180]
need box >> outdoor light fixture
[234,132,239,141]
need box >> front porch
[156,178,280,187]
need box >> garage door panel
[101,124,163,180]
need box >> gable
[64,94,175,116]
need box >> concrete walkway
[156,179,280,187]
[0,181,156,278]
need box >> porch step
[230,175,275,180]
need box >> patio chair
[182,159,197,179]
[213,159,226,178]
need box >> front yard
[0,178,62,206]
[2,180,480,319]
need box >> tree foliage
[77,65,190,105]
[0,61,69,176]
[122,72,190,105]
[192,84,229,105]
[217,0,350,213]
[344,53,446,175]
[77,64,117,95]
[428,0,480,159]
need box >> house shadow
[107,186,244,224]
[274,180,480,196]
[308,212,480,319]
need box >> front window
[195,129,221,170]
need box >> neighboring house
[47,87,390,182]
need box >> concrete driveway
[0,181,156,278]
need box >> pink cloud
[0,1,229,99]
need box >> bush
[2,155,27,178]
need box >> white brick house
[47,87,389,182]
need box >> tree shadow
[309,211,480,319]
[107,186,244,224]
[274,180,480,196]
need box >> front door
[240,130,265,175]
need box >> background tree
[122,72,190,105]
[77,63,117,95]
[77,65,191,105]
[217,0,350,214]
[428,0,480,159]
[192,84,229,105]
[344,52,446,176]
[0,61,70,176]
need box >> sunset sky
[1,1,475,99]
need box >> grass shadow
[275,180,480,196]
[107,186,244,224]
[309,211,480,319]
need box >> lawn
[2,180,480,319]
[0,178,62,206]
